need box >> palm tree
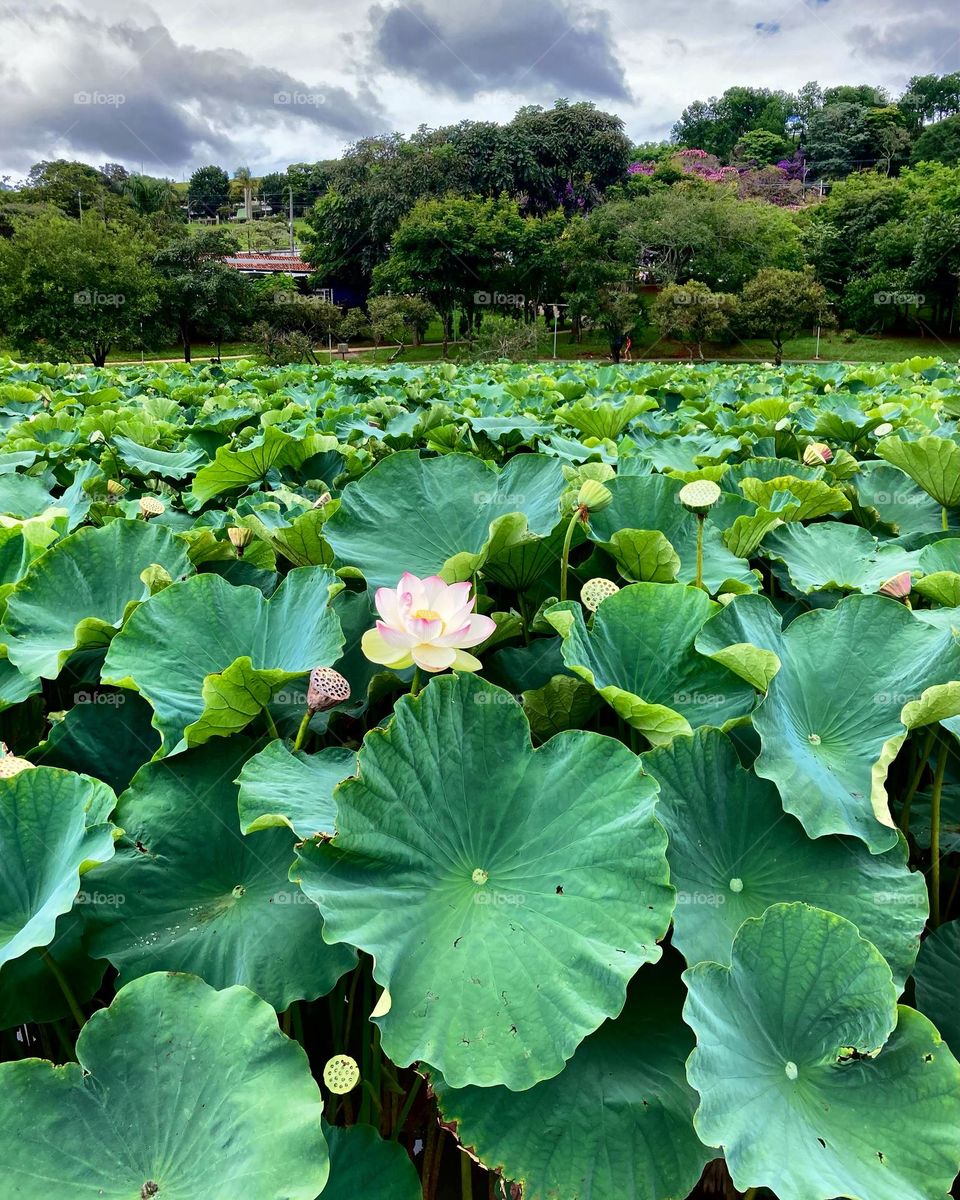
[234,166,254,222]
[122,174,176,215]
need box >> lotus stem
[392,1072,423,1141]
[942,506,949,531]
[461,1149,473,1200]
[559,510,580,602]
[281,1007,292,1036]
[742,1190,759,1200]
[899,728,935,835]
[930,738,948,927]
[695,514,706,591]
[410,667,424,697]
[262,705,280,741]
[293,709,312,753]
[40,949,86,1030]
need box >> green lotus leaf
[761,522,921,595]
[84,740,355,1010]
[0,971,329,1199]
[112,434,205,479]
[853,461,943,537]
[0,474,54,519]
[753,595,960,851]
[913,919,960,1056]
[0,767,116,969]
[878,434,960,508]
[596,527,681,583]
[27,688,160,792]
[481,521,567,592]
[915,539,960,605]
[520,673,600,740]
[1,520,193,679]
[695,593,783,692]
[554,395,657,440]
[237,738,356,836]
[434,953,710,1200]
[0,654,41,710]
[191,425,339,504]
[684,903,960,1200]
[547,583,757,746]
[647,730,927,987]
[324,451,564,588]
[322,1123,422,1200]
[102,566,343,754]
[293,672,673,1089]
[0,907,107,1029]
[739,474,851,521]
[721,507,785,558]
[587,475,755,593]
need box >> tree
[805,104,871,177]
[233,166,254,222]
[651,280,738,357]
[152,228,248,361]
[338,308,370,346]
[20,160,127,221]
[0,212,157,366]
[187,165,230,219]
[912,115,960,166]
[122,175,178,216]
[738,268,832,364]
[734,129,790,165]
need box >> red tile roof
[223,252,311,273]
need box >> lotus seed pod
[576,479,612,513]
[228,526,252,551]
[0,744,33,778]
[106,479,126,498]
[307,666,351,713]
[581,577,620,612]
[138,496,166,519]
[879,571,913,600]
[803,441,833,466]
[678,479,721,513]
[322,1054,360,1095]
[874,422,894,437]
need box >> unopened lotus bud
[138,495,165,519]
[313,491,332,509]
[323,1054,359,1094]
[576,479,612,514]
[581,577,620,612]
[874,422,894,437]
[228,526,252,553]
[879,571,913,600]
[803,442,833,466]
[88,429,106,444]
[307,666,351,713]
[679,480,721,514]
[106,479,125,499]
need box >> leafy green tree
[912,115,960,166]
[738,268,832,364]
[651,280,738,357]
[734,129,790,165]
[187,165,230,219]
[20,160,127,221]
[805,104,871,177]
[338,308,370,346]
[0,212,157,366]
[900,73,960,128]
[122,175,178,217]
[153,228,248,361]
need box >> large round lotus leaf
[1,520,193,679]
[853,461,943,538]
[83,740,355,1010]
[324,451,565,587]
[752,595,960,852]
[102,566,344,754]
[0,767,116,968]
[322,1123,422,1200]
[684,903,960,1200]
[913,919,960,1056]
[237,738,356,836]
[0,907,107,1028]
[646,729,927,987]
[191,425,339,503]
[112,434,205,479]
[877,434,960,508]
[0,654,41,710]
[27,688,160,793]
[586,474,755,592]
[0,971,329,1199]
[293,672,673,1089]
[694,592,783,692]
[546,583,756,746]
[433,953,711,1200]
[761,522,921,595]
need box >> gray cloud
[847,11,960,73]
[368,0,630,100]
[0,5,384,176]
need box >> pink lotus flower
[361,573,497,674]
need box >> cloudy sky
[2,0,958,181]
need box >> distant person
[623,335,633,361]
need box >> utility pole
[289,185,295,253]
[77,190,83,223]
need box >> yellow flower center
[412,609,442,623]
